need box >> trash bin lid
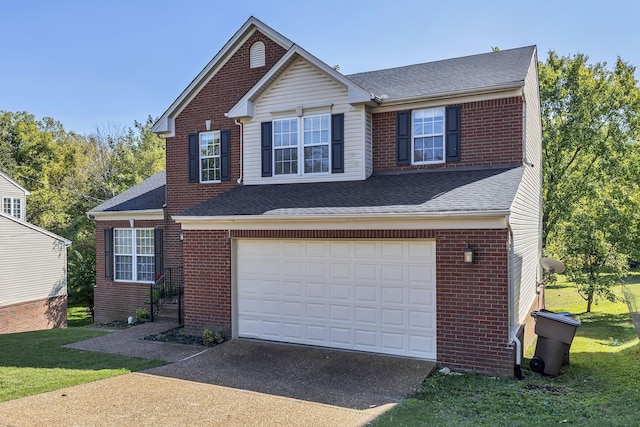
[531,310,581,326]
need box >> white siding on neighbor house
[0,175,27,221]
[0,216,67,306]
[509,51,543,330]
[243,58,368,185]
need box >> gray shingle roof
[177,167,523,218]
[347,46,535,101]
[88,171,166,213]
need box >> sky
[1,0,638,135]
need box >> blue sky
[2,0,638,135]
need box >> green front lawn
[0,327,164,402]
[371,280,640,426]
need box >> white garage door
[236,239,436,359]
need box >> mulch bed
[142,327,206,346]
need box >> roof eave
[88,209,164,221]
[0,212,71,245]
[377,82,525,107]
[174,210,510,230]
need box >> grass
[67,305,93,327]
[0,310,165,402]
[371,279,640,427]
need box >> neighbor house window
[412,107,445,164]
[273,114,330,175]
[3,197,21,219]
[113,228,155,282]
[200,131,221,182]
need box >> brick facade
[94,219,163,324]
[0,296,67,334]
[181,228,517,375]
[163,31,288,270]
[372,97,523,173]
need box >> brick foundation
[0,296,67,334]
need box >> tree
[541,52,640,247]
[540,52,640,312]
[1,110,165,315]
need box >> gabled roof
[0,211,70,246]
[175,167,523,219]
[152,16,294,136]
[347,46,536,103]
[0,170,31,196]
[227,44,374,119]
[88,171,165,214]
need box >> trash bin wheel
[530,356,545,373]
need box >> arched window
[250,41,265,68]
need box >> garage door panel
[237,239,436,360]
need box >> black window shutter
[188,133,199,182]
[445,105,461,162]
[220,129,231,181]
[396,111,411,165]
[154,228,163,279]
[104,228,113,279]
[261,121,273,177]
[331,113,344,173]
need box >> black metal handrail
[150,267,184,324]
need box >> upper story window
[412,107,445,164]
[273,114,330,175]
[113,228,155,283]
[3,197,21,220]
[250,41,265,68]
[200,131,221,182]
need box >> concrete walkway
[0,322,435,426]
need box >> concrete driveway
[0,322,435,426]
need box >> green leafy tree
[540,52,640,311]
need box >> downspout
[235,119,243,184]
[507,216,523,379]
[522,96,534,168]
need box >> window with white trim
[200,131,221,182]
[3,197,22,219]
[113,228,155,282]
[273,114,330,175]
[412,107,445,164]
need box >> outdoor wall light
[464,245,475,264]
[179,232,184,241]
[205,119,212,131]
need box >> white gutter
[88,209,164,221]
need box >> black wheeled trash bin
[529,310,581,377]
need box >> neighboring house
[0,170,71,334]
[89,17,543,376]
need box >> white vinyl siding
[236,239,437,360]
[509,53,543,330]
[0,217,67,306]
[243,58,367,184]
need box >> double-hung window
[273,114,330,175]
[3,197,21,219]
[113,228,155,283]
[200,131,221,182]
[412,107,445,164]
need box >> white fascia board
[152,16,294,136]
[228,45,373,119]
[173,211,509,231]
[89,209,164,221]
[0,211,71,246]
[0,170,31,195]
[372,84,524,113]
